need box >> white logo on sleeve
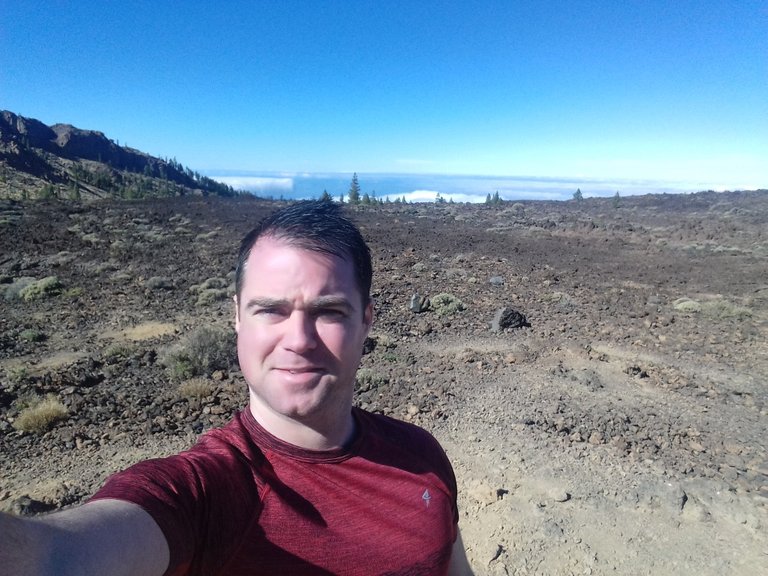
[422,489,431,507]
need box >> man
[1,201,473,575]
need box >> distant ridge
[0,110,238,200]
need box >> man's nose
[282,311,317,352]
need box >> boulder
[491,306,530,332]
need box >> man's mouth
[280,367,321,374]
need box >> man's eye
[318,309,346,320]
[255,308,284,317]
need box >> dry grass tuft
[178,378,216,401]
[13,395,68,434]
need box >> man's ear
[233,295,241,333]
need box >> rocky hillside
[0,111,237,200]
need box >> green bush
[431,293,466,317]
[672,297,702,313]
[19,329,46,343]
[8,366,29,384]
[63,287,84,299]
[18,276,62,301]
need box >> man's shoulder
[356,408,436,441]
[92,411,265,502]
[185,410,267,465]
[354,408,447,459]
[353,408,456,492]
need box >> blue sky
[1,1,766,200]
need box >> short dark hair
[235,201,373,307]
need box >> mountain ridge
[0,110,237,200]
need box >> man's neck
[247,401,356,451]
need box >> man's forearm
[0,511,51,576]
[0,501,169,576]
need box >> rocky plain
[1,191,766,575]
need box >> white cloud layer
[204,171,760,202]
[213,176,293,194]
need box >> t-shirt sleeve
[89,455,204,575]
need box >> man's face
[234,236,372,430]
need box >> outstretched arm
[0,499,169,576]
[447,528,474,576]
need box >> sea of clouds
[206,172,723,203]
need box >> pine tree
[573,188,583,202]
[320,189,333,202]
[348,173,361,204]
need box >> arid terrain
[1,192,767,575]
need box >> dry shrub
[371,332,397,350]
[195,288,229,307]
[701,300,752,320]
[355,368,389,392]
[674,297,751,320]
[103,342,136,364]
[146,276,173,290]
[190,277,231,307]
[673,297,702,313]
[3,277,37,301]
[13,395,68,434]
[190,277,228,292]
[178,378,215,402]
[161,327,235,381]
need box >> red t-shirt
[91,407,458,575]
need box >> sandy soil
[1,192,767,574]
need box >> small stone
[408,294,430,313]
[550,490,571,503]
[569,431,583,443]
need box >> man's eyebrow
[243,296,354,311]
[244,297,289,310]
[308,296,354,311]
